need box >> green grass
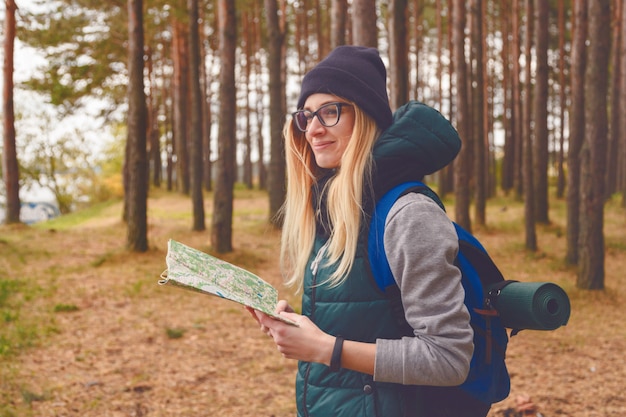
[53,303,79,313]
[34,199,121,231]
[165,327,186,339]
[0,278,45,357]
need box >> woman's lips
[311,141,334,150]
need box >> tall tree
[555,0,567,199]
[330,0,348,48]
[533,0,549,224]
[501,1,515,194]
[2,0,20,224]
[410,0,425,101]
[566,0,587,264]
[388,0,409,110]
[211,0,237,252]
[242,8,254,189]
[578,0,610,289]
[145,47,162,188]
[438,0,455,196]
[172,15,191,194]
[511,0,524,198]
[606,0,621,199]
[453,0,472,231]
[470,0,487,226]
[199,5,214,192]
[435,0,444,110]
[523,0,537,250]
[265,0,287,226]
[188,0,205,231]
[293,1,311,74]
[125,0,149,252]
[314,0,330,58]
[252,0,267,190]
[352,0,378,47]
[621,0,626,208]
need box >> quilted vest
[295,234,425,417]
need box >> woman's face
[302,93,355,169]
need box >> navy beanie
[296,46,393,131]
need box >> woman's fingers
[245,307,274,336]
[275,300,294,314]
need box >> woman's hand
[245,300,295,337]
[247,302,334,365]
[247,301,376,375]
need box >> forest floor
[1,188,625,417]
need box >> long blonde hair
[280,102,380,292]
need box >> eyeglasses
[292,102,352,133]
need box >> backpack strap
[455,229,506,289]
[368,181,432,292]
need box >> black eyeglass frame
[291,102,352,133]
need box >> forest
[2,1,625,286]
[1,1,626,416]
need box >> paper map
[159,239,296,325]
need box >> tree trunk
[566,0,587,264]
[555,0,567,199]
[293,1,309,74]
[172,15,190,195]
[2,0,20,224]
[164,77,174,192]
[606,0,621,199]
[523,0,537,250]
[621,0,626,208]
[352,0,378,47]
[146,48,162,189]
[578,0,610,290]
[435,0,443,110]
[199,6,213,192]
[533,0,550,224]
[511,0,524,199]
[388,0,408,111]
[501,1,515,194]
[126,0,149,252]
[265,0,286,227]
[211,0,237,253]
[471,0,486,226]
[253,1,267,190]
[242,10,253,189]
[331,0,348,48]
[157,41,174,193]
[453,0,472,231]
[314,0,329,59]
[188,0,205,231]
[437,0,454,196]
[410,0,424,100]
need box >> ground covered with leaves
[1,189,625,417]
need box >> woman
[249,45,474,417]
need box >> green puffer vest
[295,101,462,417]
[296,235,423,417]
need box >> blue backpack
[368,181,511,410]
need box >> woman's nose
[307,114,325,134]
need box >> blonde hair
[280,103,380,292]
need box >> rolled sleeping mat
[487,282,571,331]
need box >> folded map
[159,239,297,325]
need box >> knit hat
[296,45,393,131]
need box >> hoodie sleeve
[373,192,474,386]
